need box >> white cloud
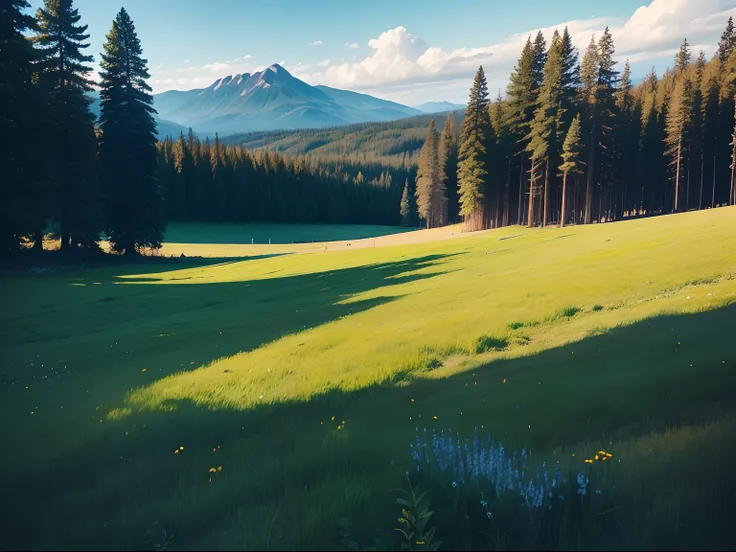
[150,0,735,102]
[295,0,736,103]
[310,40,323,46]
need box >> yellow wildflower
[217,466,222,472]
[594,455,599,460]
[433,415,438,420]
[331,416,335,421]
[141,368,147,372]
[209,468,216,473]
[179,446,184,450]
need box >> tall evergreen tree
[596,27,619,221]
[99,8,164,255]
[399,178,412,226]
[439,113,459,224]
[0,0,44,255]
[458,66,492,229]
[718,17,736,64]
[579,35,599,223]
[559,113,584,227]
[527,30,564,227]
[675,39,691,72]
[665,71,696,212]
[415,119,445,228]
[506,37,539,225]
[35,0,100,251]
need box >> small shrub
[508,320,540,330]
[550,306,581,321]
[472,335,509,354]
[592,304,604,312]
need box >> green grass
[163,222,413,245]
[1,207,736,550]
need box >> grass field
[2,208,736,550]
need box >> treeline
[413,21,736,230]
[0,0,408,258]
[158,131,403,225]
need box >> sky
[27,0,736,105]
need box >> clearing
[1,207,736,549]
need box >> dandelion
[141,368,147,372]
[217,466,222,471]
[433,415,438,420]
[594,455,599,460]
[174,450,179,454]
[410,398,415,403]
[331,416,335,421]
[179,446,184,450]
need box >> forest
[3,0,736,256]
[413,24,736,230]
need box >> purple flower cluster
[409,427,566,510]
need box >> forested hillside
[222,111,459,166]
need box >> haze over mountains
[89,64,462,137]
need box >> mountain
[151,64,422,136]
[415,101,466,114]
[87,91,190,139]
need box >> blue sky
[27,0,736,104]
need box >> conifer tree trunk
[561,170,568,228]
[517,157,524,225]
[699,157,704,210]
[542,159,549,227]
[674,140,681,213]
[528,157,536,228]
[712,154,717,208]
[584,126,595,224]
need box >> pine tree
[665,71,696,212]
[399,178,412,226]
[439,113,459,224]
[490,91,513,226]
[506,37,538,225]
[458,66,492,229]
[415,120,445,228]
[718,17,736,64]
[526,30,564,227]
[99,8,164,255]
[0,0,44,255]
[579,35,599,223]
[596,27,619,221]
[675,39,691,72]
[559,114,584,227]
[532,31,547,89]
[35,0,100,251]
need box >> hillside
[3,207,736,549]
[222,110,464,163]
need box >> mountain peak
[266,63,288,74]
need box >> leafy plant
[394,477,442,551]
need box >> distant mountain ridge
[151,64,422,136]
[415,101,466,114]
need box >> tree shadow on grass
[5,303,736,550]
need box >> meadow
[2,208,736,550]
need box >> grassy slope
[1,207,736,549]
